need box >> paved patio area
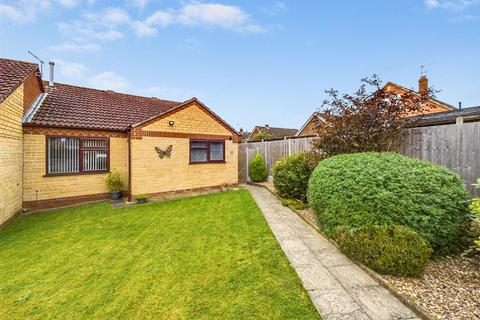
[246,185,420,320]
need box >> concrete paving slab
[245,185,419,320]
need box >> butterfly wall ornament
[155,145,173,159]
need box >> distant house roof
[383,81,455,112]
[295,112,328,136]
[238,130,251,142]
[0,58,42,103]
[414,106,480,127]
[247,125,298,141]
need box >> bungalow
[247,124,297,141]
[295,112,327,137]
[0,58,239,226]
[296,75,455,137]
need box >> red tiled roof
[28,82,182,131]
[0,58,40,103]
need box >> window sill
[189,161,226,165]
[43,171,110,177]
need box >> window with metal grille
[189,140,225,163]
[47,137,109,175]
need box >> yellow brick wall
[131,137,238,195]
[298,118,317,136]
[143,103,231,135]
[133,103,238,195]
[0,85,24,224]
[22,136,128,202]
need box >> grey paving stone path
[246,185,420,320]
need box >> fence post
[264,140,268,173]
[245,142,249,182]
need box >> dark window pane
[210,142,224,161]
[191,141,207,148]
[48,138,80,174]
[190,149,208,162]
[83,150,108,171]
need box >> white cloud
[176,2,266,33]
[0,1,50,24]
[145,10,173,26]
[425,0,480,10]
[178,2,247,28]
[58,0,78,8]
[95,29,124,41]
[55,59,88,78]
[128,0,149,10]
[131,20,157,37]
[48,42,100,52]
[94,7,131,25]
[262,1,287,15]
[89,71,129,91]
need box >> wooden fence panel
[399,122,480,196]
[238,122,479,196]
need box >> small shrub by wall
[273,153,312,201]
[307,152,470,255]
[249,152,268,182]
[334,225,432,277]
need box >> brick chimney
[418,75,428,94]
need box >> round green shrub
[307,152,470,255]
[273,153,312,201]
[249,152,268,182]
[333,225,432,277]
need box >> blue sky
[1,1,479,131]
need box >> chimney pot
[239,128,243,133]
[458,102,462,109]
[48,61,55,87]
[265,124,269,129]
[418,75,428,95]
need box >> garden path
[246,185,420,320]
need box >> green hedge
[273,153,312,201]
[249,152,268,182]
[307,152,470,255]
[334,225,432,276]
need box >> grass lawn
[0,189,319,319]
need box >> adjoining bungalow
[247,124,298,141]
[296,75,456,137]
[0,57,239,225]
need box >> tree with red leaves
[312,75,433,157]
